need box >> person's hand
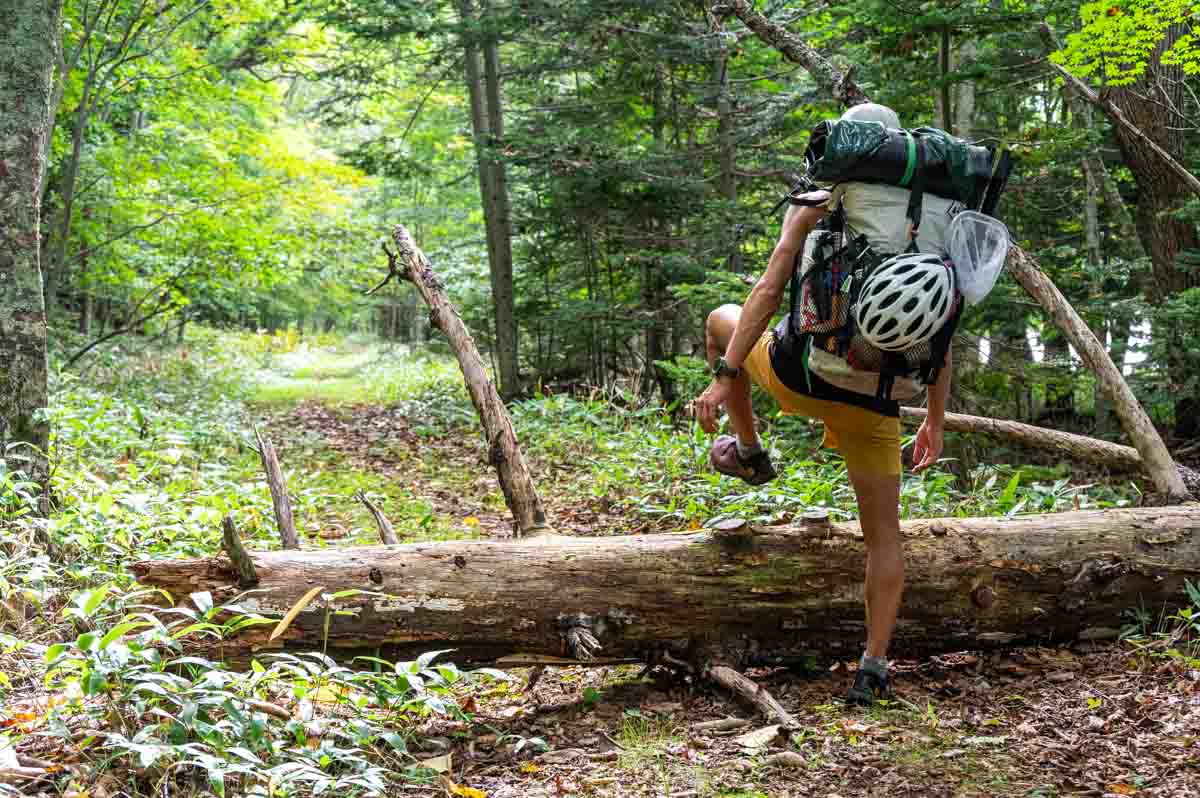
[694,378,733,433]
[911,418,944,473]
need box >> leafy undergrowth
[248,334,1142,540]
[0,327,1186,797]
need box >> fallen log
[133,505,1200,667]
[900,407,1200,494]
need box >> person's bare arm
[723,204,827,369]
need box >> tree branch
[717,0,868,106]
[1037,24,1200,199]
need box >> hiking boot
[845,667,892,706]
[709,435,777,486]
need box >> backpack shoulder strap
[918,299,963,386]
[904,136,927,253]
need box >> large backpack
[776,120,1011,402]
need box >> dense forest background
[34,0,1200,445]
[4,3,1200,795]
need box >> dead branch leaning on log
[253,427,300,549]
[719,1,1193,504]
[1002,249,1192,503]
[355,489,400,545]
[900,407,1200,494]
[383,225,551,539]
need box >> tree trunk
[1039,330,1075,425]
[458,0,519,400]
[935,26,952,133]
[43,59,98,317]
[713,17,741,273]
[0,0,59,498]
[389,225,549,537]
[133,505,1200,666]
[78,292,93,335]
[481,11,520,398]
[953,38,977,139]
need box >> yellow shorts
[744,333,902,476]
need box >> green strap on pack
[801,335,814,394]
[898,130,917,188]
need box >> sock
[736,438,763,459]
[860,654,888,676]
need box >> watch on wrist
[713,357,741,380]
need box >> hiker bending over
[694,103,962,705]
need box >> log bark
[900,407,1200,494]
[390,225,550,538]
[134,505,1200,667]
[725,2,1193,504]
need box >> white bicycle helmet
[855,253,956,351]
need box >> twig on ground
[706,664,801,731]
[693,716,751,732]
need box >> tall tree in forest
[1053,6,1200,438]
[0,0,59,497]
[458,0,520,399]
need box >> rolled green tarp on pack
[803,120,1012,218]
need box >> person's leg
[822,406,903,703]
[705,304,760,450]
[846,468,903,659]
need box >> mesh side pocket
[846,335,932,374]
[797,269,852,333]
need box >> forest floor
[2,331,1198,798]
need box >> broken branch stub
[355,490,400,545]
[388,225,550,538]
[220,515,258,588]
[254,427,300,549]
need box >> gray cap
[840,102,900,128]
